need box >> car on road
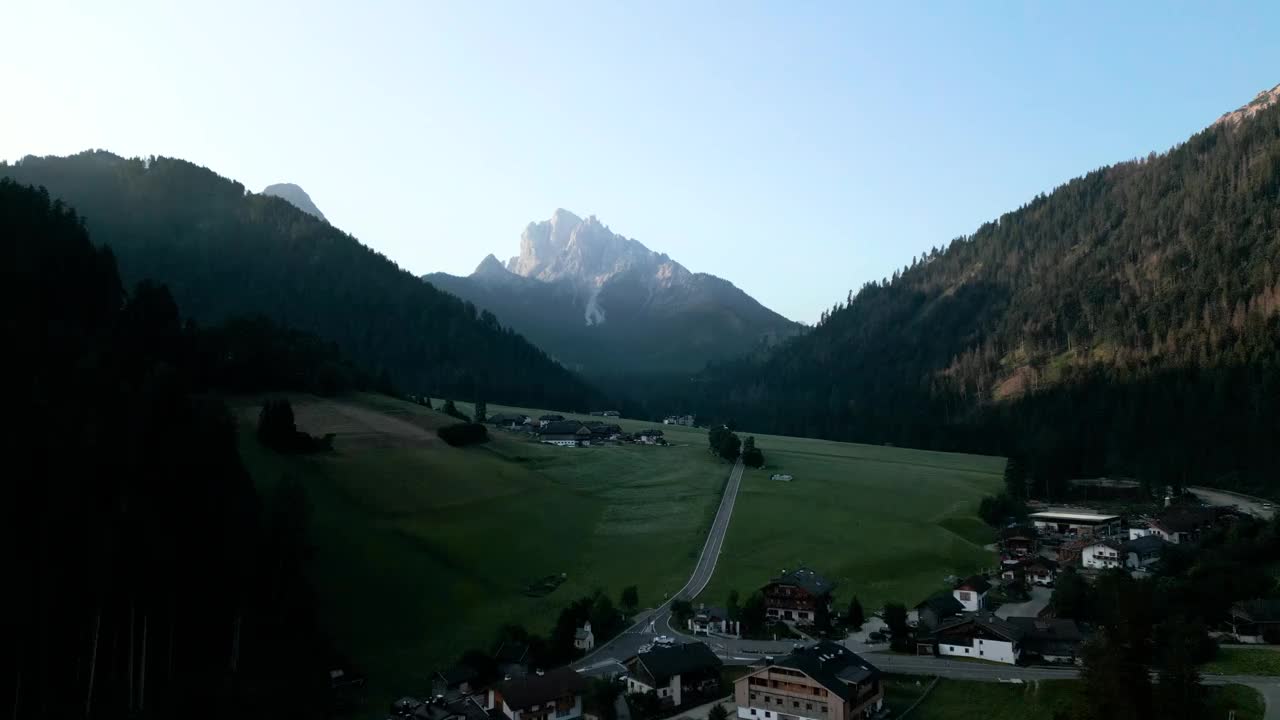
[654,635,675,647]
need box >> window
[750,693,757,701]
[750,711,756,717]
[806,703,813,710]
[793,701,800,709]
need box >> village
[380,488,1280,720]
[483,411,689,448]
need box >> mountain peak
[261,183,326,222]
[1213,82,1280,129]
[473,253,511,278]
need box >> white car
[654,635,675,646]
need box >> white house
[931,614,1022,665]
[952,575,991,612]
[573,622,595,651]
[1081,540,1124,570]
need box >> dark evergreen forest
[0,152,607,411]
[2,179,355,717]
[657,102,1280,493]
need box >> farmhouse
[1230,599,1280,644]
[1029,509,1121,538]
[1122,535,1166,569]
[1150,506,1218,544]
[1006,617,1086,665]
[539,421,592,447]
[624,643,722,707]
[574,622,595,651]
[930,613,1022,665]
[637,429,665,445]
[490,667,588,720]
[998,526,1038,560]
[763,567,835,624]
[489,413,529,430]
[1024,557,1059,586]
[1081,539,1124,570]
[914,593,963,632]
[734,641,884,720]
[537,414,565,428]
[689,605,739,636]
[952,575,991,612]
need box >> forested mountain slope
[1,152,605,409]
[676,87,1280,491]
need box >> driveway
[995,586,1052,620]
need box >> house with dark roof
[403,695,491,720]
[763,567,835,625]
[1122,535,1166,569]
[489,413,530,430]
[998,525,1038,560]
[734,641,883,720]
[914,593,963,632]
[537,414,566,428]
[624,643,722,707]
[636,429,665,445]
[539,421,592,447]
[1006,617,1086,665]
[1229,599,1280,644]
[490,667,588,720]
[431,665,479,697]
[688,604,739,637]
[1150,506,1218,545]
[930,613,1023,665]
[952,575,991,612]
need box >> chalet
[539,421,592,447]
[998,526,1038,561]
[1128,524,1155,540]
[953,575,991,612]
[1024,557,1059,586]
[574,622,595,651]
[1229,599,1280,644]
[637,429,665,445]
[624,643,722,707]
[490,667,588,720]
[588,423,622,442]
[537,414,566,428]
[734,641,883,720]
[1029,510,1121,538]
[929,613,1022,665]
[1122,535,1166,569]
[1081,539,1124,570]
[914,593,963,632]
[1006,617,1086,665]
[763,567,835,624]
[688,605,739,637]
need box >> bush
[437,422,489,447]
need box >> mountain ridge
[262,182,326,221]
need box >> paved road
[575,458,745,672]
[1190,486,1275,519]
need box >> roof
[574,627,593,640]
[540,420,585,435]
[1123,535,1166,555]
[1029,510,1121,524]
[538,414,565,421]
[1084,539,1123,551]
[1005,617,1085,656]
[956,575,992,594]
[638,428,664,436]
[915,593,963,616]
[495,667,587,710]
[933,613,1024,643]
[1025,557,1060,572]
[769,641,881,701]
[1232,598,1280,623]
[1155,506,1217,533]
[489,413,527,424]
[634,643,722,685]
[768,567,835,596]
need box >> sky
[3,2,1279,323]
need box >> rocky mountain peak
[1213,82,1280,129]
[473,253,510,278]
[261,183,326,222]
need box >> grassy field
[235,393,729,712]
[1203,647,1280,676]
[234,393,1004,713]
[883,677,1262,720]
[700,431,1004,611]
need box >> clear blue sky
[4,2,1278,323]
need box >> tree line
[3,178,346,717]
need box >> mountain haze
[425,209,801,375]
[1,152,605,409]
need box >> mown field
[1203,647,1280,676]
[234,393,1006,712]
[882,677,1262,720]
[234,393,729,712]
[700,430,1004,612]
